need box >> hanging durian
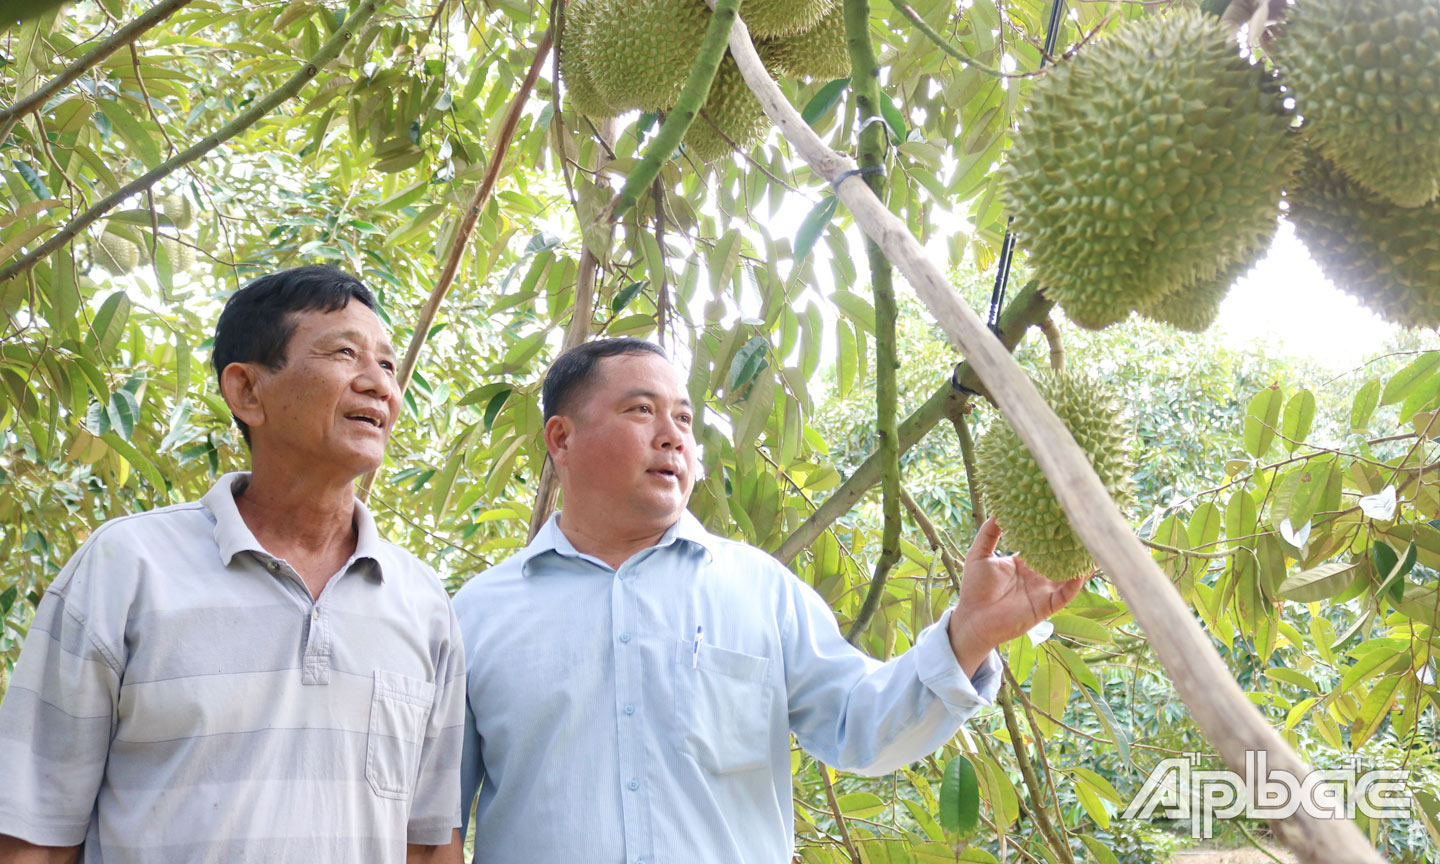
[682,55,770,162]
[1001,9,1294,330]
[576,0,711,113]
[759,4,849,81]
[741,0,835,39]
[1289,152,1440,328]
[1138,233,1272,332]
[560,0,619,117]
[1271,0,1440,208]
[975,372,1135,581]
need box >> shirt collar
[202,472,387,581]
[518,509,718,577]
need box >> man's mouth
[345,410,386,428]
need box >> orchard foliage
[2,0,1439,859]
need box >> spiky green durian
[1001,10,1294,331]
[759,4,849,80]
[682,56,769,162]
[1288,152,1440,328]
[577,0,710,113]
[975,372,1135,581]
[1138,233,1272,332]
[560,0,618,117]
[159,192,194,230]
[1271,0,1440,208]
[743,0,834,39]
[95,232,140,275]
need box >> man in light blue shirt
[453,338,1088,863]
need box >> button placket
[611,565,652,863]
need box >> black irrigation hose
[985,0,1066,330]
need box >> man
[0,266,464,863]
[453,337,1088,863]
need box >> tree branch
[949,398,985,526]
[773,281,1052,567]
[998,679,1073,864]
[898,487,961,594]
[0,0,194,144]
[526,116,616,541]
[358,21,553,502]
[0,0,379,284]
[819,764,862,864]
[603,0,738,224]
[714,8,1384,861]
[892,2,1039,78]
[842,0,902,647]
[1038,316,1064,371]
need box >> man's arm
[406,829,462,864]
[0,835,80,864]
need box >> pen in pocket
[692,625,704,668]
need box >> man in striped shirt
[0,266,465,864]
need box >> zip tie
[831,164,884,190]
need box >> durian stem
[842,0,903,648]
[359,17,554,502]
[604,0,739,224]
[998,678,1074,864]
[773,282,1052,567]
[0,0,381,285]
[713,7,1386,860]
[950,402,985,527]
[1038,317,1065,371]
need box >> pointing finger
[967,517,1003,563]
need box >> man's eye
[338,347,356,358]
[677,414,692,425]
[380,361,396,373]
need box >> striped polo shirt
[0,472,465,863]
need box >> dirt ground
[1170,846,1298,863]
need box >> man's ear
[219,362,266,432]
[544,414,573,467]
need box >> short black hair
[542,338,667,422]
[212,265,378,445]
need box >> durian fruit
[560,0,618,117]
[683,56,770,162]
[1270,0,1440,208]
[159,192,194,230]
[159,237,197,271]
[975,372,1134,581]
[578,0,710,113]
[1288,152,1440,328]
[1000,10,1294,331]
[1138,232,1272,332]
[94,232,141,275]
[742,0,834,39]
[759,4,849,81]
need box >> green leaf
[1278,560,1360,602]
[801,77,849,126]
[830,290,876,333]
[611,281,645,314]
[1243,385,1282,458]
[728,336,769,394]
[836,791,885,819]
[1187,501,1222,550]
[15,161,48,200]
[1280,388,1314,453]
[87,291,132,358]
[1351,377,1381,430]
[1079,835,1122,864]
[106,389,139,440]
[483,388,512,432]
[101,431,167,494]
[0,584,17,616]
[878,91,906,141]
[793,196,837,267]
[1381,352,1440,406]
[96,97,163,168]
[938,755,978,834]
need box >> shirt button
[267,561,280,572]
[619,632,631,644]
[624,704,635,715]
[311,608,320,621]
[627,779,639,791]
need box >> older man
[453,337,1087,863]
[0,267,464,863]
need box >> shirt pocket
[365,669,436,800]
[674,639,773,775]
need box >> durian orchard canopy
[2,0,1439,861]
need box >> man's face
[553,352,699,534]
[245,302,401,479]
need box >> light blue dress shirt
[453,510,1001,864]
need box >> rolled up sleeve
[784,576,998,777]
[0,564,121,846]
